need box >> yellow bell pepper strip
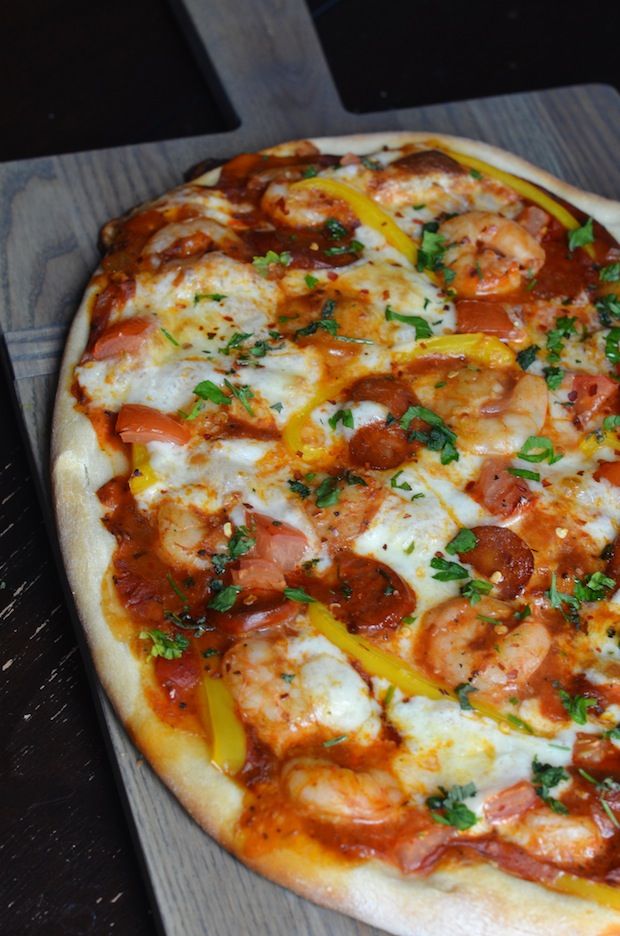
[579,430,620,458]
[307,602,540,736]
[441,146,596,259]
[550,873,620,911]
[396,333,515,368]
[198,675,247,775]
[292,177,425,271]
[128,444,158,495]
[282,377,349,463]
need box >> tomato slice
[460,526,534,599]
[572,375,619,428]
[232,558,286,591]
[483,781,538,825]
[91,316,153,359]
[468,457,534,518]
[116,403,191,445]
[455,300,518,339]
[594,460,620,487]
[250,512,308,571]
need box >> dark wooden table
[2,3,619,935]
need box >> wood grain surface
[2,0,620,933]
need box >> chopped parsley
[207,585,242,612]
[220,331,253,355]
[302,165,318,179]
[542,366,564,391]
[532,758,569,814]
[166,573,189,604]
[390,469,412,491]
[546,572,580,624]
[460,578,493,605]
[578,769,620,829]
[280,672,296,683]
[288,478,311,499]
[399,404,458,464]
[160,327,180,347]
[605,327,620,365]
[469,168,482,180]
[140,629,189,660]
[223,379,255,415]
[430,556,469,581]
[323,240,364,257]
[517,435,563,465]
[427,782,478,830]
[416,222,447,275]
[304,273,319,289]
[324,217,348,240]
[228,526,256,559]
[328,408,354,431]
[445,528,478,555]
[573,571,615,604]
[271,401,283,413]
[507,467,540,482]
[314,476,340,508]
[193,379,231,406]
[516,344,540,371]
[252,250,292,277]
[455,683,477,711]
[557,688,597,725]
[596,294,620,327]
[384,304,433,339]
[568,217,594,252]
[546,315,577,364]
[194,292,227,304]
[323,734,348,747]
[283,587,317,604]
[600,263,620,283]
[603,415,620,431]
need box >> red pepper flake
[327,271,338,281]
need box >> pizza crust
[52,132,620,936]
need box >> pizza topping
[438,211,546,298]
[116,404,191,446]
[456,525,534,599]
[282,757,406,823]
[71,140,620,898]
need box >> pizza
[52,131,620,935]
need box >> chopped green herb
[427,782,478,830]
[573,571,615,604]
[140,629,189,660]
[603,415,620,430]
[568,217,594,252]
[288,478,311,499]
[178,400,204,421]
[283,587,317,604]
[413,203,426,210]
[515,604,532,621]
[384,305,433,339]
[202,648,220,658]
[430,556,469,581]
[532,758,569,814]
[223,379,255,415]
[507,467,540,482]
[469,168,482,180]
[302,165,318,178]
[323,734,348,747]
[207,585,242,612]
[220,331,253,355]
[596,294,620,327]
[328,408,354,431]
[516,344,540,371]
[160,327,180,347]
[461,578,493,605]
[400,404,459,465]
[507,714,534,734]
[605,327,620,365]
[361,156,382,170]
[166,573,189,605]
[324,240,364,256]
[604,725,620,741]
[252,250,292,277]
[546,315,577,364]
[390,469,412,491]
[446,528,478,555]
[193,380,231,405]
[315,476,340,508]
[305,273,319,289]
[543,366,564,390]
[228,526,255,559]
[324,217,348,240]
[517,435,563,465]
[558,688,597,725]
[455,682,477,711]
[600,263,620,283]
[416,223,447,275]
[547,572,580,624]
[404,540,416,555]
[271,401,283,413]
[280,672,296,683]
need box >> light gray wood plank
[1,2,620,932]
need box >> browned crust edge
[51,131,620,936]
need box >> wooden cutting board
[1,1,620,933]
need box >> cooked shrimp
[411,367,547,454]
[261,180,356,229]
[500,809,606,870]
[439,211,545,297]
[282,757,406,823]
[144,218,242,265]
[156,501,227,570]
[222,633,381,756]
[418,597,550,697]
